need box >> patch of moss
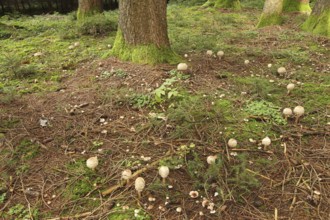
[283,0,311,14]
[302,9,330,37]
[111,29,181,65]
[257,13,283,28]
[215,0,241,10]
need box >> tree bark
[257,0,284,28]
[111,0,179,64]
[283,0,311,14]
[77,0,103,20]
[302,0,330,37]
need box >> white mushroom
[206,50,213,56]
[293,106,305,123]
[267,64,272,68]
[217,51,224,59]
[74,42,80,47]
[282,108,293,120]
[227,138,238,148]
[158,166,170,184]
[244,60,250,65]
[286,83,295,94]
[206,155,217,165]
[189,191,199,198]
[177,63,188,71]
[86,156,98,170]
[261,137,271,148]
[135,177,145,199]
[277,67,286,76]
[184,54,188,58]
[121,169,132,183]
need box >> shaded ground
[1,3,330,220]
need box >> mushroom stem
[295,116,300,124]
[137,191,141,199]
[162,178,166,185]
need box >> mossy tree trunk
[77,0,103,20]
[283,0,311,14]
[257,0,284,28]
[302,0,330,37]
[111,0,179,64]
[203,0,241,10]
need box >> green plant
[5,204,39,220]
[0,193,6,204]
[245,100,286,125]
[77,14,117,36]
[153,76,181,103]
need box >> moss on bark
[257,13,283,28]
[111,30,181,65]
[283,0,311,14]
[77,6,102,20]
[215,0,241,10]
[302,9,330,37]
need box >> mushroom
[286,83,295,95]
[261,137,271,149]
[189,191,199,198]
[74,42,80,47]
[267,64,272,68]
[121,169,132,184]
[206,50,213,56]
[207,155,217,165]
[282,108,293,120]
[135,177,145,199]
[177,63,188,71]
[217,51,224,59]
[158,166,170,184]
[244,60,250,65]
[86,156,98,170]
[293,106,304,123]
[277,67,286,76]
[227,138,237,148]
[184,54,188,58]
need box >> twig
[46,212,92,220]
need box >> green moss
[302,9,330,37]
[283,0,311,14]
[111,29,181,65]
[77,6,103,20]
[257,13,283,28]
[215,0,241,10]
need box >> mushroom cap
[228,138,238,148]
[135,177,145,192]
[207,155,217,164]
[184,54,188,58]
[217,51,224,57]
[293,106,305,116]
[177,63,188,71]
[287,83,295,91]
[122,169,132,180]
[267,64,272,68]
[282,108,293,116]
[189,191,199,198]
[244,60,250,65]
[206,50,213,56]
[261,137,271,146]
[86,156,98,169]
[277,67,286,74]
[158,166,170,178]
[74,42,80,47]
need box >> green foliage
[108,206,151,220]
[4,204,39,220]
[302,9,330,37]
[77,14,117,36]
[245,100,286,125]
[0,193,6,204]
[169,0,207,6]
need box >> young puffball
[286,83,295,95]
[122,169,132,184]
[207,155,217,165]
[277,67,286,76]
[244,60,250,65]
[206,50,213,56]
[227,138,238,148]
[158,166,170,184]
[177,63,188,71]
[86,156,98,170]
[217,51,224,59]
[261,137,271,149]
[293,106,305,123]
[267,64,272,68]
[282,108,293,120]
[135,177,145,199]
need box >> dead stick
[102,151,172,196]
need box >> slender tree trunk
[283,0,311,14]
[77,0,103,20]
[111,0,179,64]
[302,0,330,37]
[203,0,241,10]
[257,0,284,28]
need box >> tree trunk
[111,0,179,64]
[77,0,103,20]
[302,0,330,37]
[283,0,311,14]
[257,0,284,28]
[203,0,241,10]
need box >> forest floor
[0,2,329,220]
